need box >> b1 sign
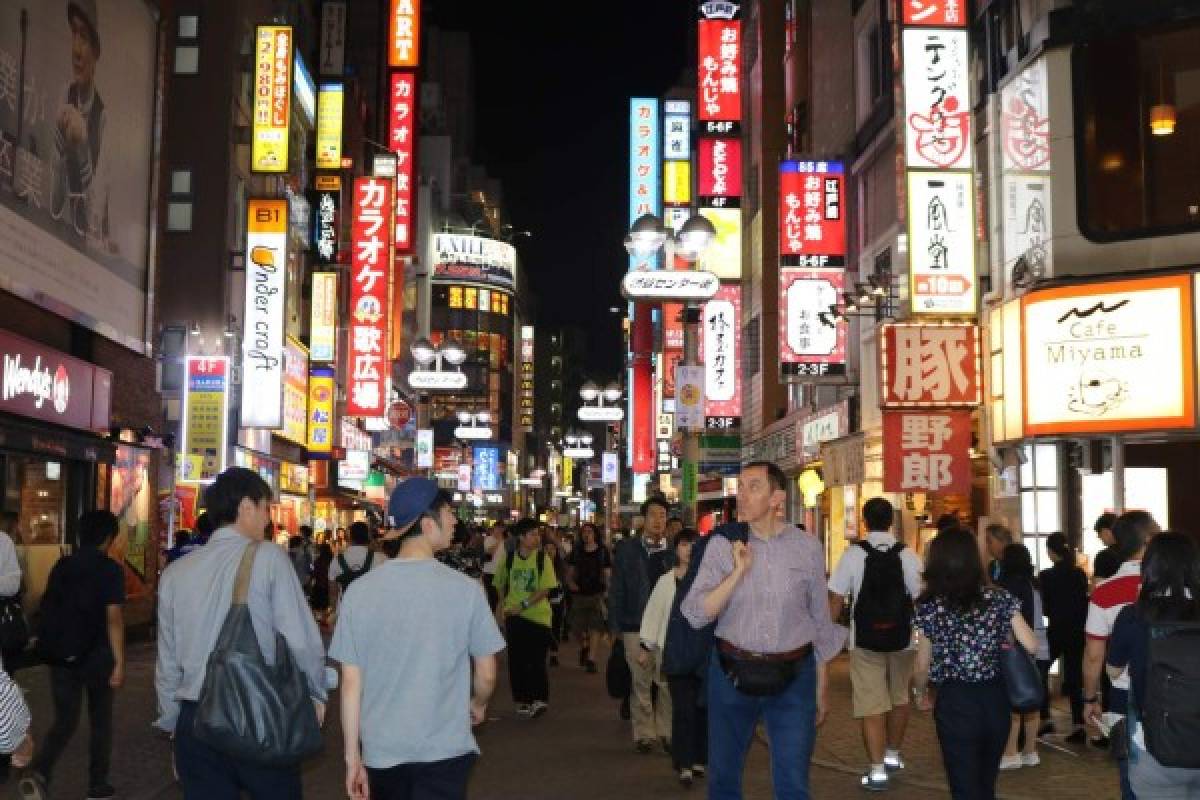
[241,199,288,428]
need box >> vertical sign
[907,172,976,314]
[779,160,846,266]
[416,429,434,469]
[313,187,339,265]
[663,100,691,160]
[310,272,338,363]
[883,410,972,494]
[1001,57,1053,293]
[628,97,661,269]
[276,339,309,445]
[698,138,742,204]
[902,28,971,170]
[700,284,742,429]
[389,72,417,255]
[307,367,335,456]
[319,1,347,76]
[520,325,535,431]
[241,200,288,428]
[697,4,742,124]
[252,26,292,173]
[180,356,229,483]
[388,0,421,67]
[602,451,619,484]
[780,268,847,376]
[474,446,500,491]
[347,178,393,417]
[316,83,344,169]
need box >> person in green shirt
[494,519,559,718]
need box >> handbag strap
[233,541,261,606]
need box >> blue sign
[473,446,500,491]
[628,97,661,271]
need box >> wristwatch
[520,599,531,610]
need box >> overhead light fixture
[842,292,859,313]
[1150,60,1176,136]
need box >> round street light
[476,411,491,424]
[579,381,600,402]
[628,213,667,256]
[675,215,718,262]
[441,339,467,366]
[603,383,622,404]
[580,432,594,446]
[456,410,472,425]
[411,336,436,366]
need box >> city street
[10,637,1122,800]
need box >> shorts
[850,647,916,718]
[570,594,607,634]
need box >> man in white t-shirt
[828,497,923,792]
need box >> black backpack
[853,541,913,652]
[504,548,546,592]
[662,522,749,677]
[1141,620,1200,768]
[36,558,101,666]
[335,551,374,591]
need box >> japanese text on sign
[779,160,845,265]
[883,410,971,494]
[700,285,742,423]
[347,178,393,417]
[699,138,742,200]
[902,0,965,27]
[389,72,416,254]
[903,28,971,170]
[252,26,292,172]
[881,324,980,407]
[1001,57,1050,173]
[314,190,339,265]
[697,15,742,122]
[181,357,229,483]
[907,171,976,314]
[628,98,661,269]
[780,268,846,375]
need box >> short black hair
[1045,532,1073,563]
[920,527,986,612]
[194,512,215,537]
[1138,532,1200,623]
[863,497,893,531]
[510,518,540,540]
[1001,542,1035,582]
[1094,512,1118,533]
[743,461,787,492]
[79,510,118,549]
[204,467,272,529]
[641,496,669,517]
[349,521,371,546]
[299,525,313,539]
[397,489,457,543]
[1114,510,1158,561]
[936,513,961,532]
[673,528,698,552]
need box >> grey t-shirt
[329,558,505,768]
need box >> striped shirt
[1085,560,1141,690]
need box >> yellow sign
[664,161,691,206]
[252,26,293,173]
[316,83,344,169]
[307,369,336,455]
[180,356,229,483]
[276,338,309,445]
[698,207,742,280]
[280,463,310,494]
[315,175,341,191]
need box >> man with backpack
[493,518,558,719]
[23,510,125,800]
[329,522,378,610]
[828,497,923,792]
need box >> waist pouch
[719,654,798,697]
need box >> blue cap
[387,477,440,528]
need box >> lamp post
[407,336,468,476]
[623,212,716,526]
[578,380,623,531]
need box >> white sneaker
[883,752,905,771]
[999,754,1023,770]
[515,703,532,717]
[528,700,548,718]
[1021,751,1040,767]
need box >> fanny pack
[719,655,798,696]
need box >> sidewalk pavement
[3,638,1124,799]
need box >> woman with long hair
[912,528,1038,799]
[310,542,334,626]
[1107,532,1200,797]
[1038,532,1089,743]
[998,541,1048,769]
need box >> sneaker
[17,773,47,800]
[1090,735,1110,749]
[679,769,694,787]
[1021,752,1040,767]
[515,703,532,718]
[999,755,1024,770]
[88,785,116,800]
[883,753,905,771]
[528,700,548,719]
[692,765,706,776]
[585,660,597,673]
[1038,720,1056,737]
[861,772,889,792]
[1065,728,1088,745]
[635,738,654,754]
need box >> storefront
[820,432,869,572]
[795,400,850,538]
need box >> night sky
[427,2,691,378]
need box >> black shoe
[635,739,654,754]
[585,660,597,673]
[1065,728,1087,745]
[87,785,116,800]
[1090,735,1110,749]
[620,698,631,720]
[1038,720,1056,737]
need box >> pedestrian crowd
[0,460,1193,800]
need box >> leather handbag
[193,541,322,767]
[719,654,798,697]
[999,632,1044,712]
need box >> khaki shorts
[570,594,607,634]
[850,647,916,718]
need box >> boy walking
[493,519,558,719]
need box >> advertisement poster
[882,410,972,494]
[180,356,229,483]
[252,25,292,172]
[907,171,975,314]
[276,338,308,445]
[241,199,288,427]
[780,268,846,376]
[0,0,158,352]
[310,272,338,362]
[111,445,152,598]
[779,160,845,266]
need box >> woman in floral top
[911,528,1038,799]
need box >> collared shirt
[154,527,327,732]
[1085,559,1142,691]
[827,531,923,650]
[682,524,845,662]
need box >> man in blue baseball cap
[330,479,505,800]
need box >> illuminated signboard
[698,137,742,204]
[474,446,501,491]
[780,268,846,377]
[663,161,691,207]
[628,97,661,270]
[699,284,742,429]
[252,26,292,173]
[319,1,347,76]
[313,188,339,265]
[697,3,742,124]
[310,273,338,363]
[241,200,287,428]
[902,28,971,170]
[275,338,309,445]
[316,83,344,169]
[779,160,845,266]
[879,323,981,407]
[907,171,976,314]
[180,356,229,483]
[698,207,742,281]
[347,178,393,417]
[664,102,691,160]
[306,367,335,456]
[431,234,516,291]
[902,0,966,27]
[520,325,535,431]
[388,0,420,67]
[882,410,972,494]
[389,72,417,254]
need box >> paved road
[5,637,1124,799]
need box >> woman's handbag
[193,542,323,767]
[999,632,1045,712]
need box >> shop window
[1019,442,1059,571]
[1077,23,1200,241]
[3,455,66,545]
[479,289,491,313]
[174,15,199,75]
[166,169,193,232]
[448,287,463,308]
[464,288,477,310]
[500,294,509,315]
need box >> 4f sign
[241,200,287,428]
[389,0,420,67]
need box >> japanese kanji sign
[697,7,741,123]
[779,160,846,266]
[902,0,966,27]
[664,103,692,160]
[252,26,292,173]
[181,357,229,483]
[1001,57,1050,172]
[1002,174,1052,291]
[883,410,972,494]
[319,1,347,76]
[902,28,971,170]
[880,323,980,407]
[520,325,535,431]
[241,199,288,428]
[347,178,393,418]
[275,338,309,446]
[628,97,661,270]
[388,0,420,67]
[313,189,339,265]
[388,72,417,254]
[780,268,846,377]
[316,83,344,170]
[699,138,742,203]
[699,284,742,427]
[310,272,338,363]
[907,170,976,314]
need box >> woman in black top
[998,543,1043,769]
[310,542,334,624]
[1038,533,1089,742]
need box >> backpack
[1140,620,1200,768]
[503,548,545,590]
[335,551,374,591]
[662,522,749,678]
[852,541,913,653]
[36,558,101,666]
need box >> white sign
[903,28,971,170]
[602,452,619,484]
[676,364,705,431]
[457,464,472,492]
[1001,57,1050,173]
[622,270,720,302]
[408,371,468,391]
[432,234,517,290]
[1003,174,1053,291]
[340,449,370,481]
[454,426,492,440]
[241,202,288,428]
[563,447,595,459]
[1023,276,1194,435]
[416,429,434,468]
[578,406,625,421]
[664,110,691,160]
[704,296,736,402]
[907,170,976,315]
[782,269,840,360]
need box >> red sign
[883,410,972,494]
[880,324,980,407]
[388,71,416,254]
[632,303,654,475]
[901,0,966,27]
[697,17,741,122]
[0,330,111,431]
[779,160,845,266]
[388,0,420,67]
[699,138,742,200]
[348,177,393,417]
[662,349,683,399]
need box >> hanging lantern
[1150,103,1177,136]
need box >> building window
[175,15,199,74]
[1019,442,1060,571]
[1077,23,1200,241]
[166,169,193,232]
[856,21,885,127]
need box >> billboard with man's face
[0,0,158,352]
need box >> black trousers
[667,674,708,771]
[173,702,302,800]
[1044,626,1085,725]
[367,753,477,800]
[483,575,498,612]
[31,665,113,788]
[505,616,551,704]
[933,680,1010,800]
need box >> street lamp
[563,431,595,460]
[408,337,468,391]
[454,410,492,441]
[577,379,625,422]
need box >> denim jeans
[706,651,817,800]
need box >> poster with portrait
[110,445,153,600]
[0,0,158,352]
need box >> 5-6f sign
[348,178,393,418]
